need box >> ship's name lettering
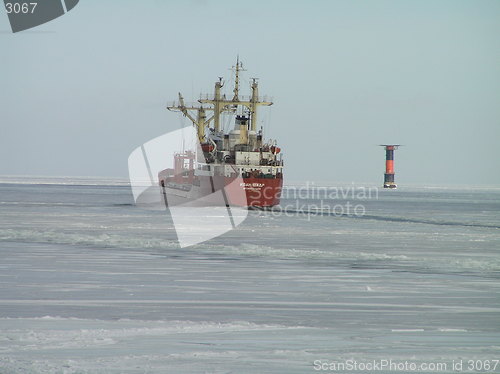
[240,183,264,188]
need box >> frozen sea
[0,176,499,373]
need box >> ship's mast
[199,57,273,134]
[167,93,213,142]
[168,58,272,143]
[213,77,223,133]
[250,78,260,132]
[232,56,244,101]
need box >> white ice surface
[0,183,499,373]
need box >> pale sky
[1,0,499,186]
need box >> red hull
[225,177,283,207]
[160,170,283,208]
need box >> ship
[158,59,283,208]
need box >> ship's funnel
[236,115,248,144]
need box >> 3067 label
[5,2,37,14]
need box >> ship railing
[198,94,273,103]
[166,100,202,108]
